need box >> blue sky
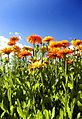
[0,0,82,45]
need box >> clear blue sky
[0,0,82,45]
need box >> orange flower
[57,48,73,56]
[27,34,42,44]
[22,46,33,51]
[77,45,82,52]
[7,41,16,46]
[49,41,62,48]
[47,48,61,59]
[13,45,20,52]
[2,47,13,54]
[61,40,70,47]
[42,36,54,43]
[18,51,32,58]
[10,36,19,43]
[72,39,82,47]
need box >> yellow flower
[42,36,54,43]
[72,39,82,47]
[29,60,44,69]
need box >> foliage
[0,36,82,118]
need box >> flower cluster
[0,34,82,118]
[1,34,82,67]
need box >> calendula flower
[29,60,44,69]
[49,41,62,48]
[22,46,33,51]
[72,39,82,47]
[10,36,19,43]
[13,45,20,53]
[47,48,61,59]
[61,40,70,47]
[42,36,54,43]
[18,51,32,58]
[2,47,13,54]
[57,48,73,56]
[77,45,82,52]
[27,34,42,44]
[7,41,16,46]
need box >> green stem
[64,57,68,118]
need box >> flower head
[7,41,16,46]
[18,51,32,58]
[2,47,13,54]
[42,36,54,43]
[49,41,62,48]
[47,48,61,59]
[13,45,20,53]
[77,45,82,52]
[27,34,42,44]
[10,36,19,43]
[22,46,33,51]
[29,60,44,69]
[61,40,70,47]
[72,39,82,47]
[57,48,73,56]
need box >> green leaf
[68,83,73,90]
[67,104,72,119]
[1,111,6,118]
[26,82,30,89]
[10,105,14,115]
[3,81,8,89]
[17,107,26,119]
[70,73,74,81]
[22,102,27,109]
[51,107,55,119]
[62,82,66,91]
[77,100,82,107]
[59,108,63,119]
[33,82,39,91]
[79,84,82,90]
[80,93,82,99]
[71,98,75,116]
[36,110,43,119]
[76,113,81,119]
[7,88,11,103]
[16,78,21,84]
[0,100,9,118]
[43,109,49,119]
